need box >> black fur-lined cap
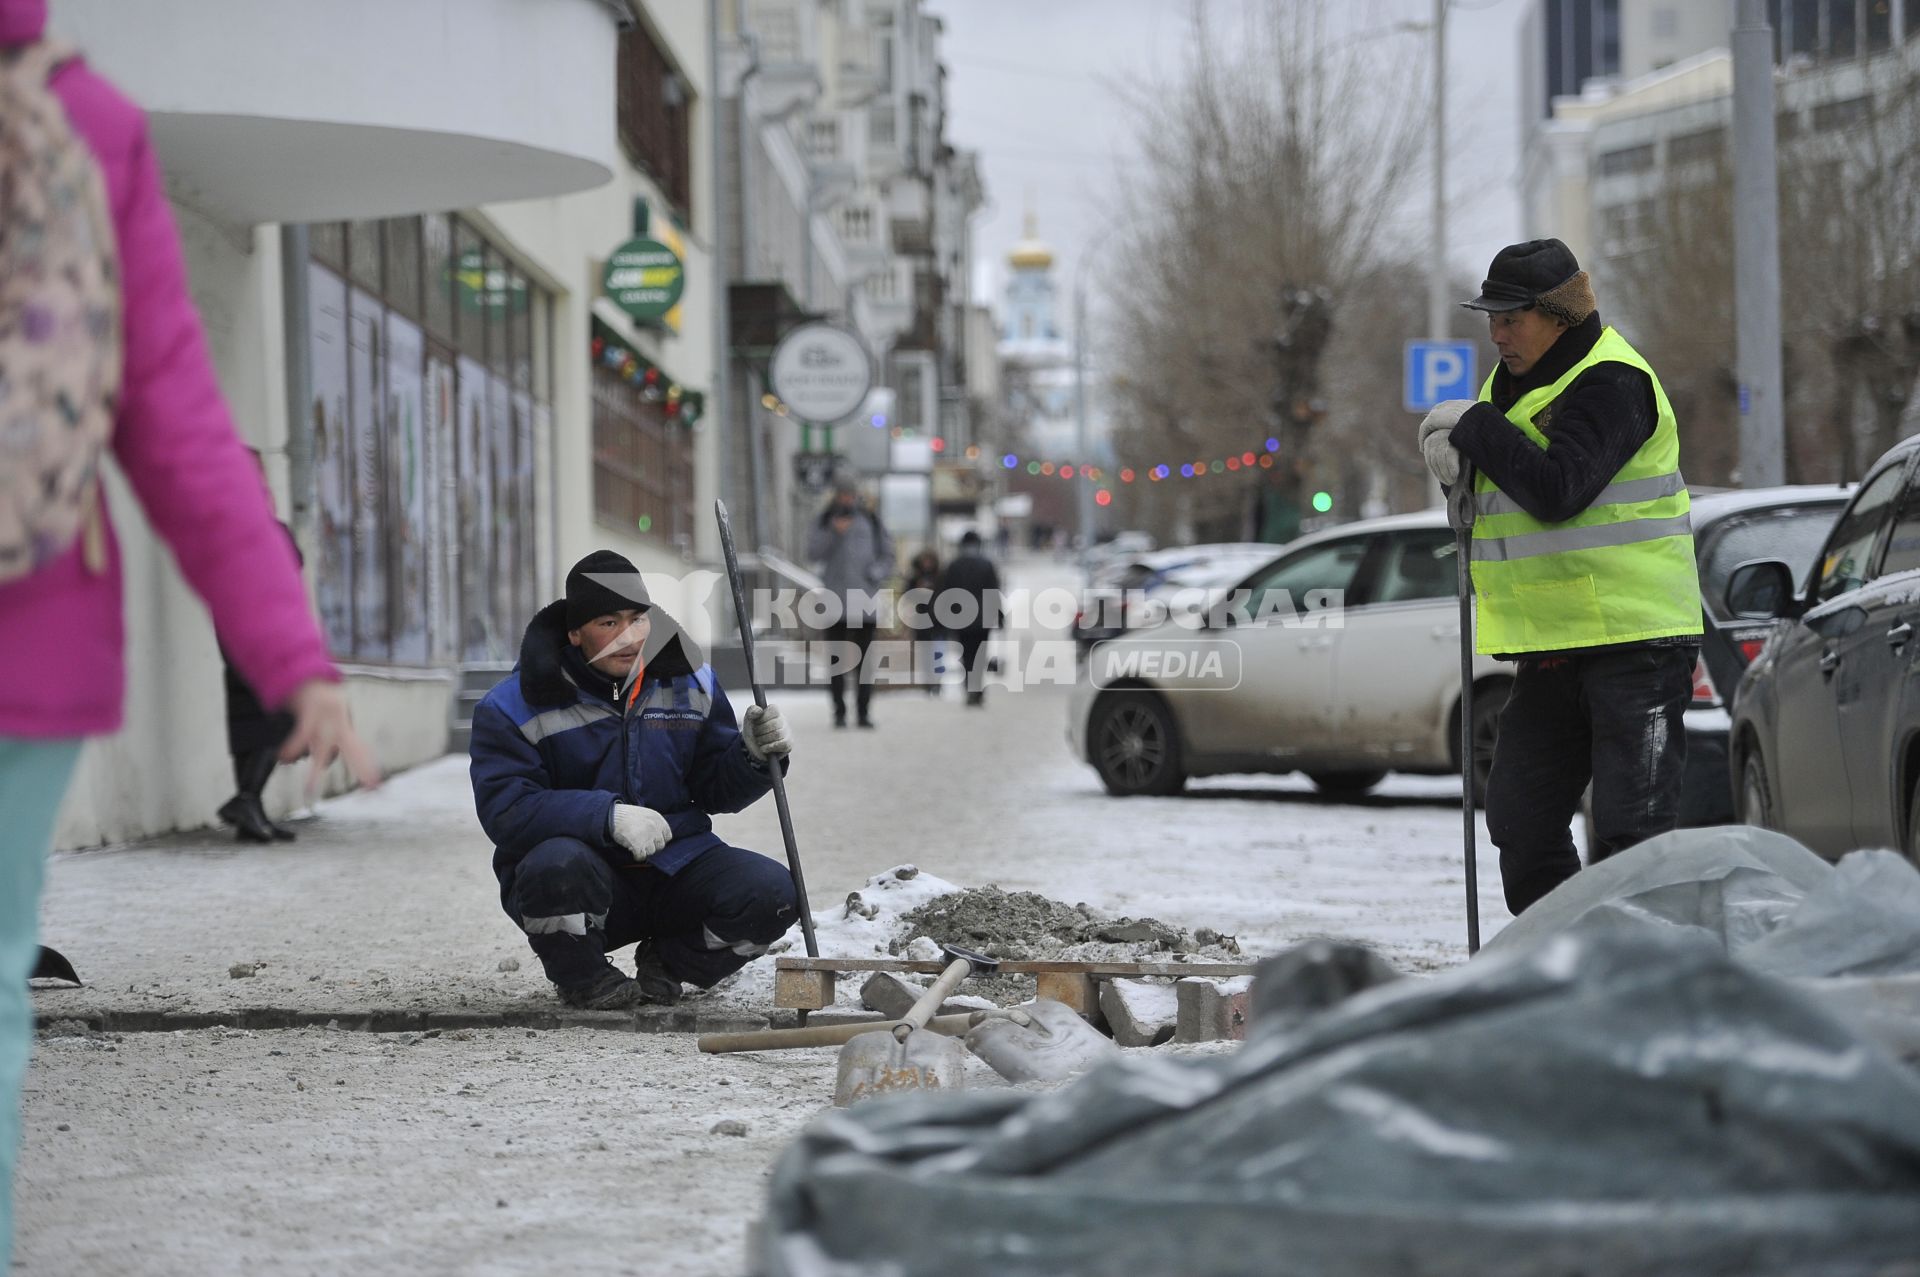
[1464,239,1582,313]
[517,600,704,708]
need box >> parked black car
[1728,436,1920,859]
[1675,486,1854,820]
[1580,485,1850,845]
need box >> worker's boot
[555,962,648,1011]
[631,944,682,1005]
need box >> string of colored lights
[589,319,706,427]
[992,435,1287,484]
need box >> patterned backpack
[0,39,122,584]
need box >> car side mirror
[1724,559,1796,620]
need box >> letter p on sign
[1404,340,1479,413]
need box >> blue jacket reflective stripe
[468,613,775,884]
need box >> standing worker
[1417,239,1700,916]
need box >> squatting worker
[469,551,798,1009]
[1418,239,1701,915]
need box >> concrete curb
[36,1006,780,1037]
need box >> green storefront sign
[603,237,685,321]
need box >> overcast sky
[924,0,1531,324]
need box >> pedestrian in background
[806,482,894,729]
[905,547,943,696]
[0,4,380,1262]
[935,530,1002,707]
[217,453,303,843]
[1419,238,1699,916]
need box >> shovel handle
[893,957,973,1041]
[697,1012,977,1054]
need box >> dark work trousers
[1484,645,1694,916]
[502,837,797,990]
[826,620,878,721]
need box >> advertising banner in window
[307,265,353,656]
[386,314,429,665]
[348,289,388,660]
[488,373,517,654]
[455,357,489,659]
[426,357,456,663]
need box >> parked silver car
[1067,511,1509,800]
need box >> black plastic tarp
[757,924,1920,1277]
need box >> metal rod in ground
[1452,475,1482,956]
[715,498,819,958]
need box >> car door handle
[1819,648,1841,674]
[1430,625,1460,640]
[1296,635,1335,650]
[1890,621,1914,649]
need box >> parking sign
[1404,340,1479,413]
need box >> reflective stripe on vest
[1469,326,1703,654]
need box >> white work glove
[1419,400,1475,486]
[742,703,793,764]
[610,803,672,863]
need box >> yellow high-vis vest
[1470,326,1702,655]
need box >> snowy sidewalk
[34,673,1510,1034]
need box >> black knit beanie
[565,550,650,629]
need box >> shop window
[383,218,423,321]
[310,221,346,272]
[593,355,694,551]
[305,215,554,665]
[348,219,382,291]
[423,214,456,342]
[617,19,693,219]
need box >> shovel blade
[833,1027,967,1107]
[965,998,1118,1084]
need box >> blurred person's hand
[281,679,382,795]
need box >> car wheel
[1089,691,1187,797]
[1307,770,1388,799]
[1740,749,1774,830]
[1467,681,1509,810]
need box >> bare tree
[1608,50,1920,486]
[1100,0,1429,539]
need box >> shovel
[833,944,997,1106]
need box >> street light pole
[1428,0,1449,349]
[1071,223,1122,552]
[1733,0,1785,486]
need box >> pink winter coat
[0,0,338,738]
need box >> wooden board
[772,957,1257,978]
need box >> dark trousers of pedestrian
[220,651,295,841]
[501,837,797,991]
[826,619,877,724]
[1484,645,1693,916]
[955,629,990,704]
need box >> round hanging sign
[768,323,872,424]
[602,237,685,321]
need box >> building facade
[46,0,727,846]
[718,0,985,563]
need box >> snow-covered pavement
[18,553,1525,1274]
